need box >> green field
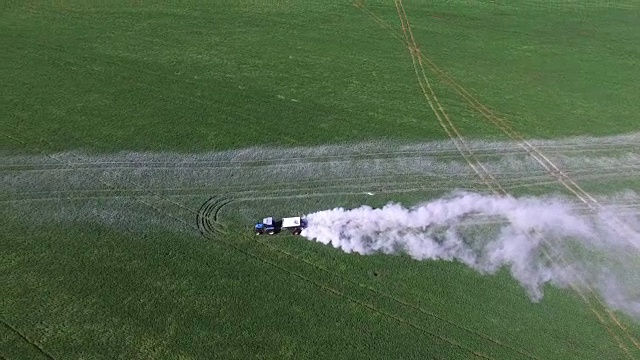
[2,1,640,359]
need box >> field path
[366,1,640,357]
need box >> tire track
[6,5,640,354]
[393,0,504,196]
[3,146,637,173]
[257,238,539,360]
[196,195,233,238]
[388,1,638,357]
[6,167,640,206]
[233,237,494,359]
[3,127,518,358]
[2,128,494,359]
[355,2,539,357]
[405,12,640,352]
[2,124,201,221]
[1,320,55,360]
[4,140,636,171]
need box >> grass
[400,0,640,138]
[2,0,640,359]
[1,0,442,152]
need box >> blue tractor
[255,216,307,236]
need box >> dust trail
[301,191,640,318]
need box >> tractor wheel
[292,228,301,236]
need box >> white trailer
[281,217,303,228]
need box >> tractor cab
[255,217,277,235]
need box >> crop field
[2,1,640,359]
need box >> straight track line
[387,1,638,357]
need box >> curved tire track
[196,195,235,239]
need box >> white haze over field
[4,133,640,317]
[302,191,640,318]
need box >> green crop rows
[2,1,640,359]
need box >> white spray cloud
[301,191,640,317]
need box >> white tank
[281,217,301,228]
